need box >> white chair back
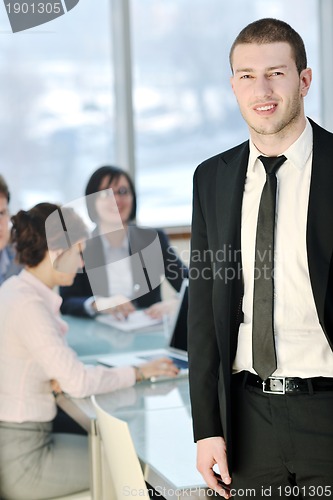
[91,395,150,500]
[49,491,91,500]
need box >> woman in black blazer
[60,166,187,318]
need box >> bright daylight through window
[0,0,320,227]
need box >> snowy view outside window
[0,0,320,226]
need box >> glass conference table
[57,315,208,500]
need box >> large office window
[0,0,321,226]
[0,0,115,213]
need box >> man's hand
[93,295,136,319]
[145,298,178,319]
[197,436,232,498]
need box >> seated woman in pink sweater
[0,202,178,500]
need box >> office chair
[49,492,91,500]
[0,485,91,500]
[91,396,150,500]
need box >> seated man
[0,175,21,284]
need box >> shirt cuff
[84,296,98,317]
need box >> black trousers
[230,378,333,499]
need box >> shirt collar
[19,269,62,315]
[100,232,129,253]
[249,118,313,172]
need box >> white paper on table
[96,310,162,332]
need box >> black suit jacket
[188,119,333,467]
[60,225,187,317]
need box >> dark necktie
[252,155,287,381]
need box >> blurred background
[0,0,330,228]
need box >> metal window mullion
[318,0,333,132]
[110,0,136,179]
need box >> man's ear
[300,67,312,97]
[230,75,236,95]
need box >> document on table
[96,310,163,332]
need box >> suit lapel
[214,142,248,368]
[216,141,249,251]
[307,119,333,330]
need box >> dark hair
[11,202,88,267]
[85,165,136,223]
[0,175,10,202]
[229,18,307,75]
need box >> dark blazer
[188,119,333,468]
[60,225,187,317]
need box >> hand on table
[94,295,136,319]
[135,357,179,382]
[145,298,178,319]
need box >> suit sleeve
[59,271,93,317]
[157,229,188,292]
[188,166,223,442]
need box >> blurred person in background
[0,174,21,284]
[60,165,188,320]
[0,202,179,500]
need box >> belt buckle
[262,376,286,394]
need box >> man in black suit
[188,18,333,499]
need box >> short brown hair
[0,175,10,202]
[11,202,88,267]
[229,18,307,75]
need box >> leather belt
[233,371,333,395]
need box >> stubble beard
[245,87,303,139]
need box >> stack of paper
[96,310,162,332]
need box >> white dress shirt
[100,233,134,298]
[84,233,134,316]
[233,119,333,377]
[0,270,135,423]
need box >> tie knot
[258,155,287,175]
